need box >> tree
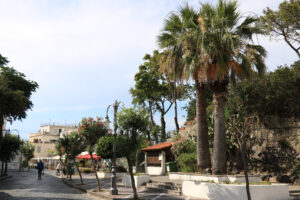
[118,107,148,200]
[22,142,35,171]
[0,134,22,175]
[78,117,108,191]
[0,64,38,140]
[130,52,173,142]
[159,49,187,133]
[260,0,300,58]
[67,132,86,184]
[158,4,212,170]
[198,0,266,173]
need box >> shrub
[171,138,196,159]
[177,153,197,172]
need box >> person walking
[37,160,44,180]
[56,162,61,176]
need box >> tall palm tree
[158,5,212,170]
[198,0,266,173]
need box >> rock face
[179,117,300,155]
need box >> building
[29,123,77,159]
[141,142,174,175]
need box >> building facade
[29,124,77,159]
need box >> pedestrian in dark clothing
[37,160,44,180]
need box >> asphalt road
[0,169,96,200]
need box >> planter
[169,173,260,183]
[97,172,127,178]
[182,181,289,200]
[122,174,150,187]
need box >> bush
[177,153,197,172]
[171,138,196,159]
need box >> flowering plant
[78,117,108,149]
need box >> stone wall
[179,117,300,153]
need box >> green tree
[22,142,35,171]
[0,134,22,175]
[78,117,108,191]
[0,64,38,140]
[118,107,148,200]
[67,132,86,184]
[158,4,212,170]
[260,0,300,58]
[198,0,266,173]
[227,60,300,119]
[130,52,173,142]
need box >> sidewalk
[62,173,143,200]
[61,173,197,200]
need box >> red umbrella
[76,153,101,160]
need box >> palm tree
[198,0,266,173]
[158,5,212,170]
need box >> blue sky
[0,0,298,139]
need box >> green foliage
[130,51,174,142]
[0,134,22,162]
[78,117,108,154]
[96,135,128,159]
[67,132,86,160]
[171,137,196,159]
[118,107,148,162]
[260,0,300,57]
[177,153,197,172]
[227,60,300,119]
[22,142,35,164]
[0,65,38,139]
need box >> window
[37,146,41,153]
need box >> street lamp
[105,100,122,195]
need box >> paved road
[0,169,96,200]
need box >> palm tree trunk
[195,80,211,171]
[211,80,228,174]
[90,153,101,191]
[127,156,138,200]
[74,161,84,185]
[174,86,180,134]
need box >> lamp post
[105,100,122,195]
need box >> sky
[0,0,298,139]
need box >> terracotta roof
[141,142,173,151]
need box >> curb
[61,178,121,200]
[61,178,87,193]
[0,175,12,181]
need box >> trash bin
[166,162,177,172]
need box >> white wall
[147,166,162,175]
[182,181,290,200]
